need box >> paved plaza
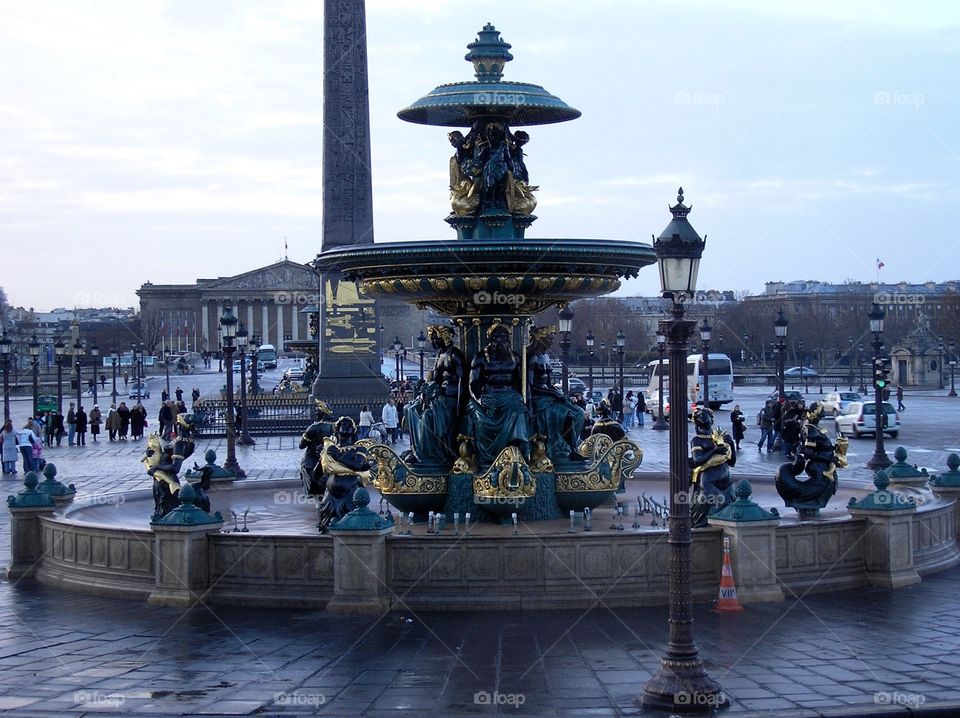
[2,365,960,716]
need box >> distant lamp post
[0,331,11,421]
[110,347,119,407]
[742,332,750,364]
[250,334,261,396]
[220,306,245,477]
[699,318,711,408]
[798,339,807,392]
[938,335,945,389]
[236,323,254,446]
[866,303,891,470]
[652,330,668,431]
[132,343,143,393]
[847,335,855,391]
[586,330,595,395]
[774,309,788,400]
[558,305,574,395]
[949,340,957,398]
[392,337,403,382]
[55,339,66,413]
[615,328,625,406]
[417,329,426,382]
[642,187,725,712]
[29,336,41,418]
[73,339,85,411]
[89,341,100,405]
[599,341,607,382]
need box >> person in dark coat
[75,406,88,446]
[131,403,146,439]
[117,402,131,440]
[175,387,184,403]
[50,411,65,447]
[730,404,746,450]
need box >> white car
[284,368,305,381]
[834,401,900,439]
[821,391,863,417]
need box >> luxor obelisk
[312,0,388,413]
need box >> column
[292,304,300,341]
[247,303,255,336]
[201,302,210,351]
[262,305,270,345]
[276,302,285,350]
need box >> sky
[1,0,958,311]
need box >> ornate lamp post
[55,339,66,413]
[742,332,749,365]
[132,343,143,392]
[949,340,957,398]
[847,335,855,391]
[558,305,574,395]
[250,334,261,396]
[866,303,891,470]
[938,335,945,389]
[217,326,223,373]
[220,306,245,477]
[379,323,385,359]
[699,318,711,408]
[236,323,254,446]
[89,341,99,405]
[392,337,403,382]
[774,309,788,400]
[858,342,866,393]
[615,329,625,407]
[652,330,668,431]
[586,330,595,395]
[599,341,606,382]
[29,336,41,417]
[797,338,807,392]
[0,331,10,421]
[110,347,119,407]
[73,339,85,411]
[642,188,725,712]
[417,329,426,382]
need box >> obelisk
[312,0,388,413]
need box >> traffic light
[873,357,890,391]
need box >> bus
[257,344,278,369]
[644,353,734,410]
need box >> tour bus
[257,344,278,369]
[645,353,734,410]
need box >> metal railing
[192,395,314,436]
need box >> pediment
[202,261,317,291]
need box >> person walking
[75,405,88,446]
[2,420,18,474]
[381,399,399,445]
[159,401,173,440]
[16,421,40,472]
[106,404,118,441]
[772,398,784,452]
[66,402,77,446]
[636,391,646,427]
[50,411,65,447]
[396,396,407,441]
[99,373,107,390]
[89,404,102,443]
[358,405,374,440]
[122,370,129,388]
[44,412,55,447]
[130,403,145,439]
[757,399,775,452]
[689,382,700,408]
[175,386,184,403]
[117,401,131,440]
[623,391,637,430]
[730,404,746,450]
[191,387,201,405]
[896,385,905,412]
[608,384,623,421]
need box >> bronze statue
[467,321,529,466]
[689,407,737,528]
[299,399,336,495]
[448,131,480,215]
[590,401,626,441]
[142,423,199,520]
[316,417,373,533]
[404,325,464,467]
[775,401,848,516]
[526,325,586,464]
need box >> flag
[876,258,885,270]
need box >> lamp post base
[237,433,256,446]
[641,655,727,712]
[950,389,958,398]
[223,457,246,478]
[652,417,668,430]
[866,451,892,470]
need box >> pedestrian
[89,404,102,443]
[382,398,399,445]
[50,411,65,447]
[607,384,623,421]
[623,391,637,430]
[159,401,173,440]
[636,391,646,427]
[896,385,905,412]
[358,405,373,440]
[689,382,700,408]
[123,370,129,388]
[117,401,131,440]
[730,404,746,450]
[780,400,804,459]
[1,420,18,474]
[161,388,169,403]
[87,377,96,396]
[100,373,107,389]
[16,421,40,472]
[191,387,201,405]
[75,405,88,446]
[44,412,55,447]
[175,386,184,403]
[757,399,775,452]
[396,396,407,440]
[66,402,77,446]
[131,403,145,439]
[106,403,118,441]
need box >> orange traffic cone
[715,536,744,612]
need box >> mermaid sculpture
[689,407,737,528]
[316,417,373,533]
[775,401,848,517]
[299,399,336,496]
[143,419,200,520]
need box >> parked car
[128,382,150,400]
[647,390,670,419]
[767,390,806,403]
[821,391,863,417]
[555,377,588,396]
[784,366,819,377]
[284,368,305,382]
[834,401,900,439]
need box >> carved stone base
[518,472,563,522]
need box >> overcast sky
[1,0,958,312]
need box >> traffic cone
[715,536,744,612]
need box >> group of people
[357,395,408,444]
[568,385,647,434]
[752,397,809,457]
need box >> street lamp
[938,335,945,389]
[599,341,606,382]
[417,329,426,382]
[949,339,957,398]
[110,347,119,407]
[642,187,724,712]
[29,336,41,418]
[55,339,66,413]
[0,331,10,421]
[615,328,625,410]
[652,330,668,431]
[586,330,595,395]
[250,334,261,396]
[392,337,403,383]
[89,341,100,405]
[847,335,855,391]
[742,332,750,365]
[858,342,866,393]
[797,338,807,392]
[73,339,85,412]
[132,343,143,392]
[866,302,891,470]
[558,305,574,395]
[774,309,788,400]
[220,306,245,477]
[699,318,711,408]
[236,323,254,446]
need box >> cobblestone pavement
[2,371,960,716]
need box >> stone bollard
[328,488,394,614]
[708,480,783,603]
[885,447,933,506]
[929,453,960,529]
[148,484,223,608]
[6,472,56,580]
[848,469,920,589]
[36,463,77,508]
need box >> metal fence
[193,395,314,437]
